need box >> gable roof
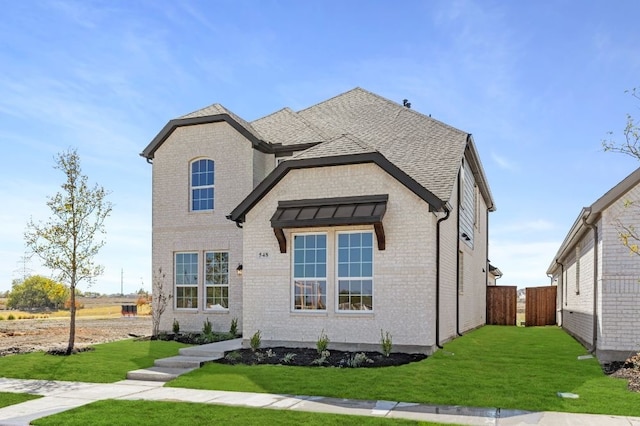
[547,166,640,274]
[142,87,495,217]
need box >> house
[547,167,640,362]
[487,264,503,286]
[142,87,495,354]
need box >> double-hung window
[293,234,327,310]
[191,159,214,211]
[175,252,198,309]
[337,232,373,311]
[205,252,229,309]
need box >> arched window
[191,159,214,211]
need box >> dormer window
[191,159,214,211]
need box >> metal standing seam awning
[270,194,388,253]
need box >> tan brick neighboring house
[142,87,495,354]
[547,167,640,362]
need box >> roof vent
[402,99,411,108]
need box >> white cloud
[489,240,561,288]
[491,153,518,171]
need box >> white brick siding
[151,121,255,333]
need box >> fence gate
[486,285,517,325]
[525,286,557,326]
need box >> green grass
[0,392,40,408]
[168,326,640,416]
[0,339,188,383]
[30,399,447,425]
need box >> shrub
[380,329,393,357]
[64,299,84,310]
[230,317,238,336]
[250,330,261,352]
[7,314,15,320]
[345,352,373,368]
[312,349,330,365]
[281,353,296,364]
[202,318,213,336]
[316,329,330,354]
[224,351,241,363]
[0,316,4,320]
[172,318,180,334]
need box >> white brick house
[142,88,495,354]
[547,168,640,362]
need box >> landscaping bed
[217,346,427,367]
[604,352,640,392]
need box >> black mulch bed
[216,346,427,368]
[46,346,95,356]
[603,352,640,393]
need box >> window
[337,232,373,311]
[191,159,214,211]
[292,234,327,310]
[175,253,198,308]
[205,252,229,309]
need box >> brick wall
[242,162,479,354]
[151,121,260,333]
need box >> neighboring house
[487,264,503,286]
[547,167,640,362]
[142,87,496,354]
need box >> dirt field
[0,297,152,356]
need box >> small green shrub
[312,349,330,365]
[172,318,180,334]
[250,330,261,352]
[224,351,241,363]
[7,314,15,320]
[265,348,275,358]
[345,352,372,368]
[230,317,238,336]
[0,316,4,320]
[380,329,392,357]
[281,353,296,364]
[202,318,213,336]
[316,329,329,354]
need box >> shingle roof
[251,107,328,145]
[292,134,378,159]
[290,87,469,202]
[181,103,264,141]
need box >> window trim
[190,158,215,212]
[291,232,328,312]
[175,252,199,310]
[335,230,374,313]
[204,251,229,310]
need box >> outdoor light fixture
[461,233,471,241]
[236,264,243,276]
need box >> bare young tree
[603,88,640,255]
[25,148,112,354]
[151,267,172,338]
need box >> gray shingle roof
[251,107,329,145]
[181,103,264,141]
[291,87,469,202]
[292,134,378,159]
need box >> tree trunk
[66,286,76,355]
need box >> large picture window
[337,232,373,311]
[205,252,229,309]
[293,234,327,310]
[191,159,214,211]
[175,252,198,309]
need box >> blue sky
[1,0,639,294]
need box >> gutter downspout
[436,205,451,349]
[456,170,462,337]
[483,208,489,332]
[583,211,599,354]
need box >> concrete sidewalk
[1,377,640,425]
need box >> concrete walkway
[1,377,640,425]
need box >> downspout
[435,205,451,349]
[483,208,489,332]
[583,211,599,354]
[456,170,462,336]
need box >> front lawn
[168,326,640,416]
[0,392,40,408]
[0,339,188,383]
[31,400,447,426]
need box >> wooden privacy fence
[525,286,557,326]
[486,285,517,325]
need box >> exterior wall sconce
[236,264,243,276]
[461,233,471,241]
